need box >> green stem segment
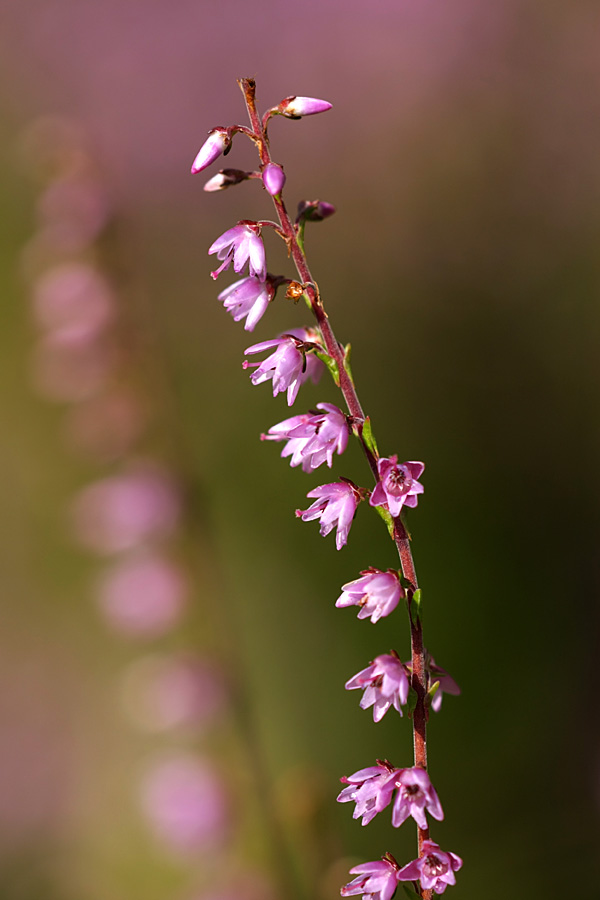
[239,78,432,900]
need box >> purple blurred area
[0,2,599,899]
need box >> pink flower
[369,457,424,518]
[404,655,461,713]
[280,96,332,117]
[429,657,461,712]
[337,762,396,826]
[262,163,286,196]
[396,841,462,895]
[336,568,403,623]
[140,755,229,855]
[262,402,348,471]
[244,331,322,406]
[209,222,266,281]
[296,480,359,550]
[391,768,444,830]
[191,128,231,174]
[341,856,399,900]
[218,276,274,331]
[345,654,409,722]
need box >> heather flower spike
[244,331,323,405]
[296,480,360,550]
[336,568,404,623]
[345,653,410,722]
[261,401,349,471]
[196,79,463,898]
[262,163,286,196]
[341,857,400,900]
[369,456,425,517]
[279,96,333,118]
[396,842,463,895]
[218,276,274,331]
[191,128,231,174]
[209,222,266,281]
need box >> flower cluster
[195,79,462,900]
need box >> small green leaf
[342,343,355,385]
[426,680,440,708]
[411,588,423,624]
[362,416,380,457]
[373,504,395,539]
[401,886,422,900]
[314,350,340,386]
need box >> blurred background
[0,1,599,898]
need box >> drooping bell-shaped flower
[341,856,400,900]
[390,767,444,830]
[244,330,322,405]
[203,168,249,192]
[262,163,286,196]
[262,402,348,471]
[296,480,360,550]
[396,842,462,895]
[345,653,410,722]
[191,128,231,174]
[280,96,332,117]
[209,222,266,281]
[404,654,461,712]
[337,762,397,826]
[336,568,404,623]
[369,456,424,517]
[218,276,274,331]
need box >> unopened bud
[203,168,249,192]
[191,128,231,174]
[262,163,286,196]
[279,96,332,118]
[296,199,336,223]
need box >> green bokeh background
[0,1,598,898]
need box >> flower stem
[239,77,431,899]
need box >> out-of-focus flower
[71,466,180,554]
[191,128,231,174]
[336,568,403,623]
[32,262,115,339]
[95,552,187,638]
[280,96,332,117]
[31,330,115,403]
[244,331,322,405]
[209,222,266,281]
[262,163,286,196]
[141,755,229,855]
[121,654,228,732]
[337,762,396,826]
[262,402,348,471]
[296,480,359,550]
[391,767,444,829]
[37,173,111,251]
[341,856,400,900]
[218,275,274,331]
[345,653,409,722]
[64,389,146,462]
[396,841,462,895]
[370,457,424,517]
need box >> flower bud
[262,163,286,196]
[296,199,336,223]
[279,96,332,118]
[191,128,231,174]
[203,168,249,192]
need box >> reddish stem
[239,78,432,900]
